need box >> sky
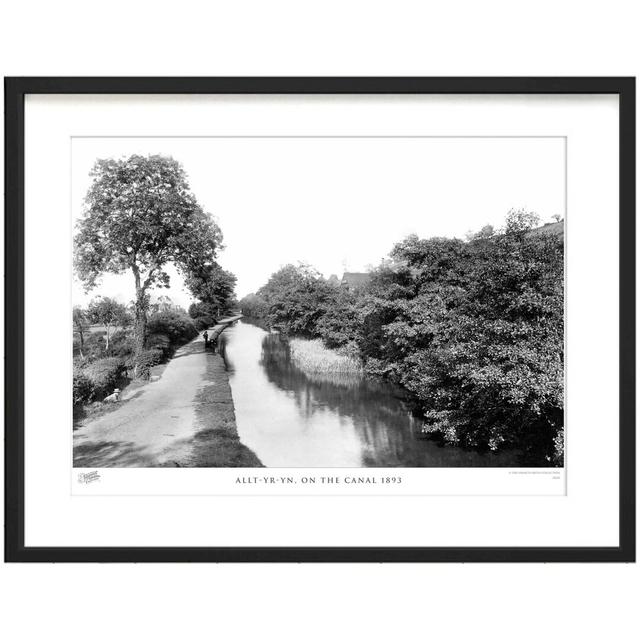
[71,136,565,308]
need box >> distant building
[341,272,371,291]
[327,274,341,287]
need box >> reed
[289,338,363,376]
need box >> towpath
[73,315,261,467]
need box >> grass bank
[186,339,263,467]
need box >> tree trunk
[132,266,147,358]
[134,294,147,357]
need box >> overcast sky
[72,137,565,308]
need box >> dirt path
[73,316,262,468]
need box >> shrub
[145,332,172,357]
[82,332,107,361]
[133,348,164,379]
[73,371,94,405]
[316,291,362,349]
[193,315,214,331]
[363,230,564,463]
[83,357,127,399]
[147,310,198,346]
[188,302,217,319]
[553,429,564,465]
[107,331,136,357]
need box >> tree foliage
[148,295,183,315]
[86,296,130,351]
[146,309,198,345]
[74,154,223,355]
[185,262,237,318]
[255,264,338,336]
[372,226,563,462]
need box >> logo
[78,470,101,484]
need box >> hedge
[73,371,95,405]
[193,315,215,331]
[82,357,128,399]
[133,348,164,379]
[147,310,198,345]
[145,332,172,357]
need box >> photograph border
[4,77,635,562]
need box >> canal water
[219,319,518,467]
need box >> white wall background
[1,1,638,639]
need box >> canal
[219,318,518,467]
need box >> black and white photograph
[72,136,565,470]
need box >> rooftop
[341,272,372,289]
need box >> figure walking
[203,330,209,349]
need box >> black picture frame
[4,77,636,563]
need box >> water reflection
[219,319,518,467]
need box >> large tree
[74,155,223,356]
